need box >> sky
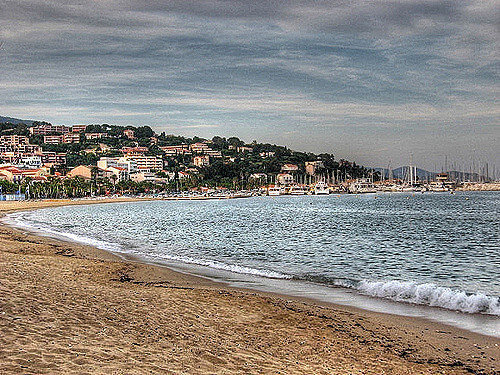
[1,1,498,171]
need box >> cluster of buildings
[249,162,326,186]
[160,142,222,159]
[67,141,227,184]
[0,122,331,189]
[1,124,92,167]
[0,123,234,184]
[0,124,112,184]
[0,133,66,171]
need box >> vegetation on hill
[0,120,374,189]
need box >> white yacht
[314,181,330,195]
[349,178,377,194]
[268,186,283,196]
[290,185,308,195]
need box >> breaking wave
[357,280,500,315]
[147,253,292,280]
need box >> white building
[250,173,267,180]
[85,133,108,140]
[107,166,129,182]
[0,135,29,146]
[18,156,42,169]
[281,164,299,173]
[237,146,253,153]
[97,157,137,173]
[122,155,163,172]
[44,135,64,144]
[190,142,210,153]
[63,133,81,143]
[130,172,156,182]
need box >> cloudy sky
[1,1,498,171]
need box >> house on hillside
[123,129,135,139]
[67,165,97,180]
[305,161,324,176]
[276,173,294,186]
[0,166,47,183]
[281,164,299,173]
[193,155,210,167]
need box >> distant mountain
[374,167,486,182]
[0,116,35,126]
[392,166,436,180]
[373,166,435,180]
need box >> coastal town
[0,120,497,200]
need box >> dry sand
[0,199,498,374]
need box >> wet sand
[0,199,498,374]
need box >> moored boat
[314,181,329,195]
[290,185,308,195]
[268,186,283,196]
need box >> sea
[5,191,500,337]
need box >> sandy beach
[0,199,498,374]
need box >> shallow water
[7,191,500,336]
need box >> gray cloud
[0,0,498,169]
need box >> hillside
[0,116,35,126]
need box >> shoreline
[1,199,498,374]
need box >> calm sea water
[7,192,500,335]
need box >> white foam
[149,253,291,280]
[4,212,122,252]
[357,280,500,315]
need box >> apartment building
[30,125,70,135]
[63,133,81,143]
[44,133,81,144]
[161,145,192,156]
[18,156,43,169]
[71,125,87,133]
[237,146,253,153]
[130,171,156,182]
[20,144,42,154]
[85,133,108,140]
[123,129,135,139]
[97,157,137,173]
[0,135,29,146]
[204,149,222,158]
[281,164,299,173]
[259,151,275,158]
[41,152,66,165]
[190,142,210,153]
[124,155,163,171]
[0,143,42,165]
[106,166,129,182]
[121,146,148,155]
[44,135,64,144]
